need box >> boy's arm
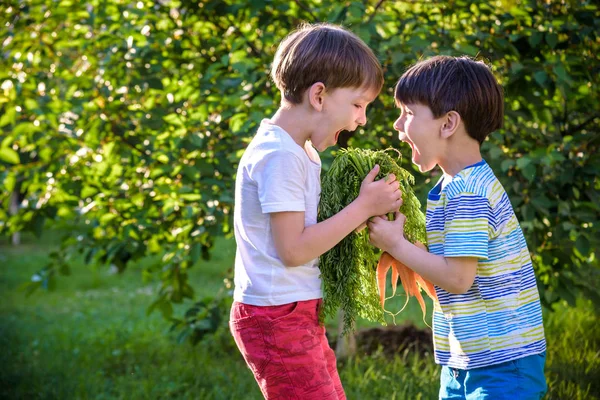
[368,213,478,294]
[271,165,403,267]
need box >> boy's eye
[354,104,362,109]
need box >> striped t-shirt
[427,160,546,369]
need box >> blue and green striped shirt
[427,160,546,369]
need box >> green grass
[544,298,600,399]
[0,235,257,400]
[1,233,598,399]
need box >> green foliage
[169,293,233,346]
[318,148,426,334]
[1,0,598,324]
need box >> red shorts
[229,299,346,399]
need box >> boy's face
[393,103,445,172]
[311,86,378,152]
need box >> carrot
[416,274,437,302]
[376,252,394,307]
[390,259,399,297]
[391,257,414,312]
[376,242,437,322]
[412,241,437,310]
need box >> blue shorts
[439,352,547,400]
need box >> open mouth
[334,129,342,142]
[407,141,420,162]
[400,137,419,162]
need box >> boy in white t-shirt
[230,23,402,399]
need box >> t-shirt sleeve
[254,149,306,214]
[443,193,490,260]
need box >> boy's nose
[356,114,367,126]
[393,117,403,132]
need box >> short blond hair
[271,23,384,104]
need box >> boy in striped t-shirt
[368,56,547,399]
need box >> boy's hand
[368,211,407,253]
[358,165,403,217]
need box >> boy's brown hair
[395,56,504,144]
[271,23,384,104]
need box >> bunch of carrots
[376,244,437,322]
[318,148,437,334]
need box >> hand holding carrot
[370,213,437,317]
[368,211,408,253]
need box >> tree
[1,0,598,341]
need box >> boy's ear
[440,110,461,139]
[308,82,326,111]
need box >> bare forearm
[388,241,474,294]
[274,166,403,267]
[284,199,370,266]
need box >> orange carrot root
[376,252,394,307]
[391,261,399,297]
[375,243,437,321]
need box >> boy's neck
[439,131,483,181]
[269,103,314,149]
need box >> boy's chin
[312,141,327,152]
[314,138,337,152]
[412,153,434,173]
[416,161,435,173]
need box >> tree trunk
[334,310,356,359]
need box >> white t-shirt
[233,120,323,305]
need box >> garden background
[1,0,598,399]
